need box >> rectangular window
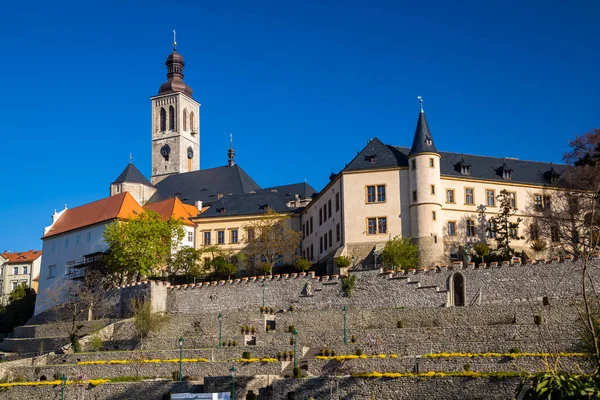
[429,158,434,168]
[65,238,69,248]
[530,224,539,241]
[486,190,495,207]
[446,189,455,203]
[247,228,255,241]
[328,199,332,219]
[366,186,376,203]
[13,267,19,275]
[329,229,333,247]
[412,190,417,202]
[487,221,497,238]
[466,219,476,237]
[23,266,28,275]
[377,185,386,202]
[231,229,238,244]
[378,217,387,234]
[324,204,328,221]
[324,232,328,250]
[310,244,314,260]
[465,188,474,205]
[87,232,92,242]
[534,194,543,211]
[52,242,56,252]
[335,193,340,212]
[203,231,211,245]
[320,236,323,253]
[319,208,323,225]
[367,218,377,235]
[187,231,193,242]
[48,265,56,279]
[551,226,560,242]
[310,217,313,233]
[430,185,435,195]
[509,227,518,239]
[217,231,225,244]
[448,221,456,236]
[508,192,516,209]
[76,235,80,245]
[411,159,416,170]
[11,281,18,290]
[543,195,551,210]
[336,223,341,242]
[432,211,436,220]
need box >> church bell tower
[150,33,200,184]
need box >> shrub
[355,348,363,356]
[288,325,295,333]
[334,256,352,270]
[258,262,272,275]
[293,366,302,378]
[341,275,357,297]
[294,258,312,272]
[172,370,180,381]
[534,315,543,325]
[509,347,521,354]
[324,348,331,357]
[289,304,295,312]
[351,335,357,343]
[381,236,418,271]
[397,320,403,329]
[463,363,471,372]
[242,351,251,360]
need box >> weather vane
[417,95,424,113]
[173,29,177,50]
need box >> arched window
[159,108,166,132]
[169,106,175,131]
[190,111,195,133]
[183,109,188,131]
[450,272,466,306]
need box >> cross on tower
[417,95,424,113]
[173,29,177,50]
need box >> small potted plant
[288,325,295,333]
[277,352,283,361]
[331,349,336,356]
[324,348,331,357]
[251,326,257,335]
[351,335,357,343]
[269,307,275,314]
[241,326,247,334]
[266,325,271,333]
[289,304,295,312]
[260,306,265,314]
[289,337,294,345]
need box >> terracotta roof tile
[1,250,42,264]
[43,192,143,238]
[144,197,197,226]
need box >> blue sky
[0,0,598,252]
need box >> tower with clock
[150,39,200,185]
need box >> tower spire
[417,95,424,113]
[173,29,177,51]
[228,133,236,167]
[408,96,438,156]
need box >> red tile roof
[144,197,198,227]
[2,250,42,264]
[43,192,143,238]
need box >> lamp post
[351,255,356,268]
[343,305,347,344]
[178,336,184,382]
[218,313,223,348]
[292,328,298,368]
[230,365,237,400]
[60,375,67,400]
[261,282,265,308]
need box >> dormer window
[425,136,432,146]
[502,169,512,179]
[460,165,471,175]
[365,155,377,164]
[544,167,560,183]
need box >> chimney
[195,200,203,211]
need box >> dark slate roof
[112,163,154,186]
[197,192,292,218]
[342,137,567,186]
[408,111,438,156]
[257,182,318,202]
[150,164,261,206]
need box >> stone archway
[451,272,466,306]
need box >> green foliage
[242,351,251,359]
[218,262,237,279]
[103,210,185,282]
[520,372,600,399]
[355,348,363,356]
[473,243,490,259]
[0,284,36,334]
[132,301,170,341]
[463,363,471,372]
[487,190,523,259]
[334,256,351,270]
[70,333,82,353]
[293,366,302,378]
[341,274,357,297]
[169,247,203,280]
[534,315,543,325]
[294,258,312,272]
[397,320,403,329]
[258,262,272,276]
[380,236,418,271]
[530,240,547,257]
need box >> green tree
[334,256,351,270]
[132,300,170,349]
[473,243,490,263]
[244,208,303,274]
[487,189,523,260]
[0,284,36,334]
[169,246,203,281]
[294,258,312,272]
[103,210,185,283]
[380,236,418,271]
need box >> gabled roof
[2,250,42,264]
[197,192,292,219]
[44,192,143,238]
[343,138,408,172]
[144,197,198,226]
[112,163,154,186]
[257,182,318,202]
[151,164,261,206]
[408,111,438,156]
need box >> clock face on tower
[187,147,194,159]
[160,144,171,161]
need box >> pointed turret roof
[112,163,154,187]
[408,108,438,157]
